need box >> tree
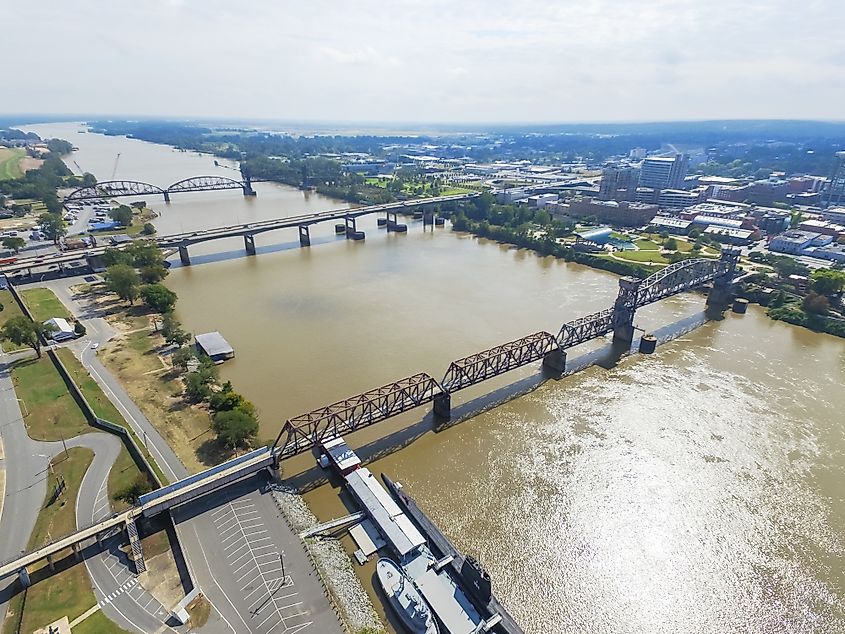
[185,371,212,402]
[141,223,156,235]
[172,346,195,372]
[161,312,191,347]
[0,316,52,358]
[109,205,133,227]
[104,264,140,304]
[81,172,98,188]
[38,212,66,244]
[1,236,25,253]
[810,269,845,297]
[213,409,259,449]
[664,237,678,251]
[124,241,162,268]
[140,284,177,314]
[802,292,830,315]
[139,263,168,283]
[74,321,86,336]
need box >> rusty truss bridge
[65,174,257,202]
[272,249,741,460]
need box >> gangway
[299,512,366,538]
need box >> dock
[382,474,525,634]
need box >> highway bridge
[0,193,478,274]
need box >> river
[25,122,845,633]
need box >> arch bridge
[65,174,256,202]
[272,248,742,460]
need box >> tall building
[598,165,639,201]
[826,151,845,207]
[639,154,689,189]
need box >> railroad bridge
[65,172,257,203]
[272,247,742,459]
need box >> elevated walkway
[0,447,274,581]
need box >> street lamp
[279,551,286,584]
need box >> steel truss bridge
[272,249,741,459]
[64,174,256,202]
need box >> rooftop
[195,331,234,357]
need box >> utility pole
[279,551,286,583]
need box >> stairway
[125,517,146,574]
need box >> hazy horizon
[5,1,845,123]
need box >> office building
[826,151,845,207]
[598,166,639,201]
[639,154,689,189]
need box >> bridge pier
[706,246,742,308]
[299,225,311,247]
[345,216,365,240]
[46,553,55,571]
[18,567,31,589]
[423,210,435,227]
[72,542,81,560]
[433,392,451,421]
[178,243,191,266]
[612,277,641,345]
[244,233,256,256]
[542,348,567,373]
[163,191,171,203]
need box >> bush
[141,223,156,235]
[74,321,86,335]
[115,473,154,503]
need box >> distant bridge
[65,174,257,202]
[272,248,741,459]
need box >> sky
[4,0,844,124]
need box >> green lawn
[0,147,25,180]
[634,239,661,251]
[12,356,91,441]
[20,287,72,323]
[616,250,670,264]
[73,610,132,634]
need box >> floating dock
[382,474,525,634]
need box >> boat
[376,558,439,634]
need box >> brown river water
[26,122,845,633]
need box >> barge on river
[317,437,523,634]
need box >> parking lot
[176,474,343,634]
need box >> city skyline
[5,0,845,123]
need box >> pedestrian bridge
[64,174,257,202]
[0,447,274,583]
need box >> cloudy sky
[5,0,844,123]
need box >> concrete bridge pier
[72,542,81,560]
[299,225,311,247]
[244,233,256,256]
[178,243,191,266]
[345,216,357,237]
[18,567,31,589]
[163,191,171,203]
[242,176,256,197]
[542,348,567,373]
[46,553,55,571]
[433,392,451,421]
[706,284,733,307]
[423,210,435,227]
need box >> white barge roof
[345,468,425,558]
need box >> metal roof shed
[195,331,234,361]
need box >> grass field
[634,239,661,251]
[616,249,670,264]
[0,147,25,180]
[55,348,156,503]
[73,610,132,634]
[12,356,91,441]
[20,288,72,323]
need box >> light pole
[279,551,286,584]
